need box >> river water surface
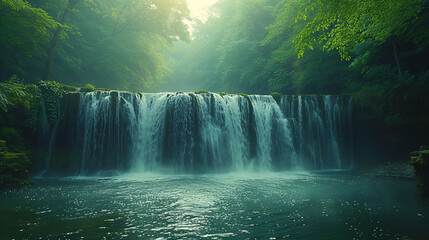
[1,172,428,239]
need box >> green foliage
[195,90,209,94]
[61,84,78,92]
[95,88,110,91]
[0,0,61,79]
[238,93,250,100]
[0,0,60,54]
[0,76,41,130]
[0,93,11,113]
[0,128,25,153]
[1,0,191,91]
[0,139,31,188]
[165,0,360,95]
[0,150,31,188]
[165,0,289,94]
[288,0,423,60]
[54,0,191,91]
[217,92,231,97]
[39,81,64,125]
[215,0,280,93]
[81,83,95,92]
[188,93,196,99]
[415,152,428,166]
[353,70,429,125]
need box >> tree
[0,0,59,79]
[69,0,191,90]
[42,0,81,81]
[268,0,423,61]
[215,0,281,93]
[31,0,191,89]
[164,0,357,94]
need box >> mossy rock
[131,91,143,97]
[0,150,31,188]
[188,93,196,100]
[238,93,250,100]
[218,92,231,97]
[95,88,110,91]
[61,84,78,92]
[195,90,209,94]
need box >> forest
[1,0,429,238]
[1,0,427,93]
[1,0,428,162]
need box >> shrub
[218,92,230,97]
[195,90,209,94]
[81,83,95,92]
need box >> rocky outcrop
[0,140,31,188]
[410,146,429,197]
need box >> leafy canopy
[268,0,423,60]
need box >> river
[1,172,428,239]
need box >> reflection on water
[1,173,429,239]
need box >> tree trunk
[392,39,402,76]
[42,0,80,81]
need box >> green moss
[95,88,110,91]
[238,93,250,100]
[195,90,209,94]
[188,93,196,99]
[61,84,78,92]
[0,140,31,188]
[129,91,143,97]
[270,92,282,104]
[39,81,64,125]
[218,92,231,97]
[0,128,25,153]
[81,83,95,92]
[415,151,429,166]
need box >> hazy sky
[187,0,218,22]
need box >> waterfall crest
[46,92,353,175]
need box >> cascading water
[280,95,353,170]
[44,92,353,175]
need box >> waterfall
[45,92,353,175]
